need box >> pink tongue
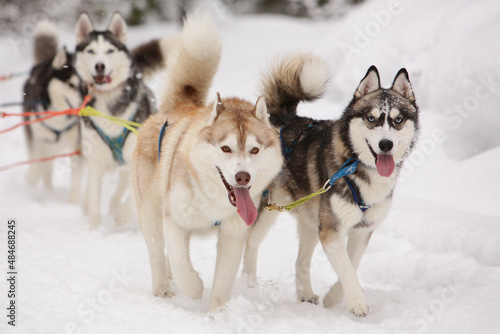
[233,187,258,226]
[376,154,395,177]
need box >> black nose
[235,171,251,186]
[379,139,393,153]
[95,63,105,73]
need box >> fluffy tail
[131,34,180,81]
[259,53,329,126]
[160,10,222,115]
[34,21,58,64]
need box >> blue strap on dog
[158,120,170,162]
[280,123,316,161]
[323,157,358,190]
[265,156,371,213]
[40,120,79,142]
[88,117,134,165]
[344,176,371,212]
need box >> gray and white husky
[23,21,85,203]
[243,54,419,317]
[74,12,176,229]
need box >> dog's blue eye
[87,49,95,55]
[107,49,115,54]
[367,115,376,122]
[395,116,403,124]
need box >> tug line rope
[0,150,81,172]
[0,95,142,171]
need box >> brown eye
[221,146,232,153]
[250,147,259,154]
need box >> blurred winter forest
[0,0,364,30]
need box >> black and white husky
[74,12,175,229]
[243,54,419,317]
[23,21,85,203]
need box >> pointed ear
[75,12,94,44]
[354,65,380,99]
[253,96,270,127]
[391,68,415,102]
[52,48,67,69]
[207,92,224,126]
[107,12,127,44]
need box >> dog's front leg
[109,170,129,215]
[242,208,279,282]
[323,228,373,309]
[320,195,367,317]
[163,219,203,300]
[86,162,105,229]
[69,153,83,204]
[210,216,247,312]
[295,219,320,304]
[324,198,392,309]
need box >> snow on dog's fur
[132,10,282,312]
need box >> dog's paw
[69,191,80,205]
[88,216,101,230]
[323,283,344,309]
[154,287,174,298]
[298,293,319,305]
[177,273,203,300]
[114,209,130,227]
[346,296,369,318]
[25,170,38,186]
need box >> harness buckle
[322,179,332,192]
[264,203,286,212]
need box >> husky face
[27,47,83,113]
[194,95,282,226]
[346,66,418,177]
[74,12,132,92]
[46,49,83,111]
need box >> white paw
[177,272,203,300]
[88,216,101,230]
[25,171,38,186]
[153,284,174,298]
[323,283,343,309]
[69,191,80,205]
[114,206,130,227]
[298,292,319,305]
[346,295,369,318]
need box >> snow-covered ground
[1,0,499,333]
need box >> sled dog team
[23,10,419,316]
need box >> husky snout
[235,171,251,186]
[378,139,393,153]
[376,139,395,177]
[95,63,105,74]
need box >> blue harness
[40,120,79,142]
[88,116,135,165]
[281,125,372,212]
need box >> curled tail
[34,21,58,64]
[259,53,329,126]
[160,10,222,115]
[131,34,180,82]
